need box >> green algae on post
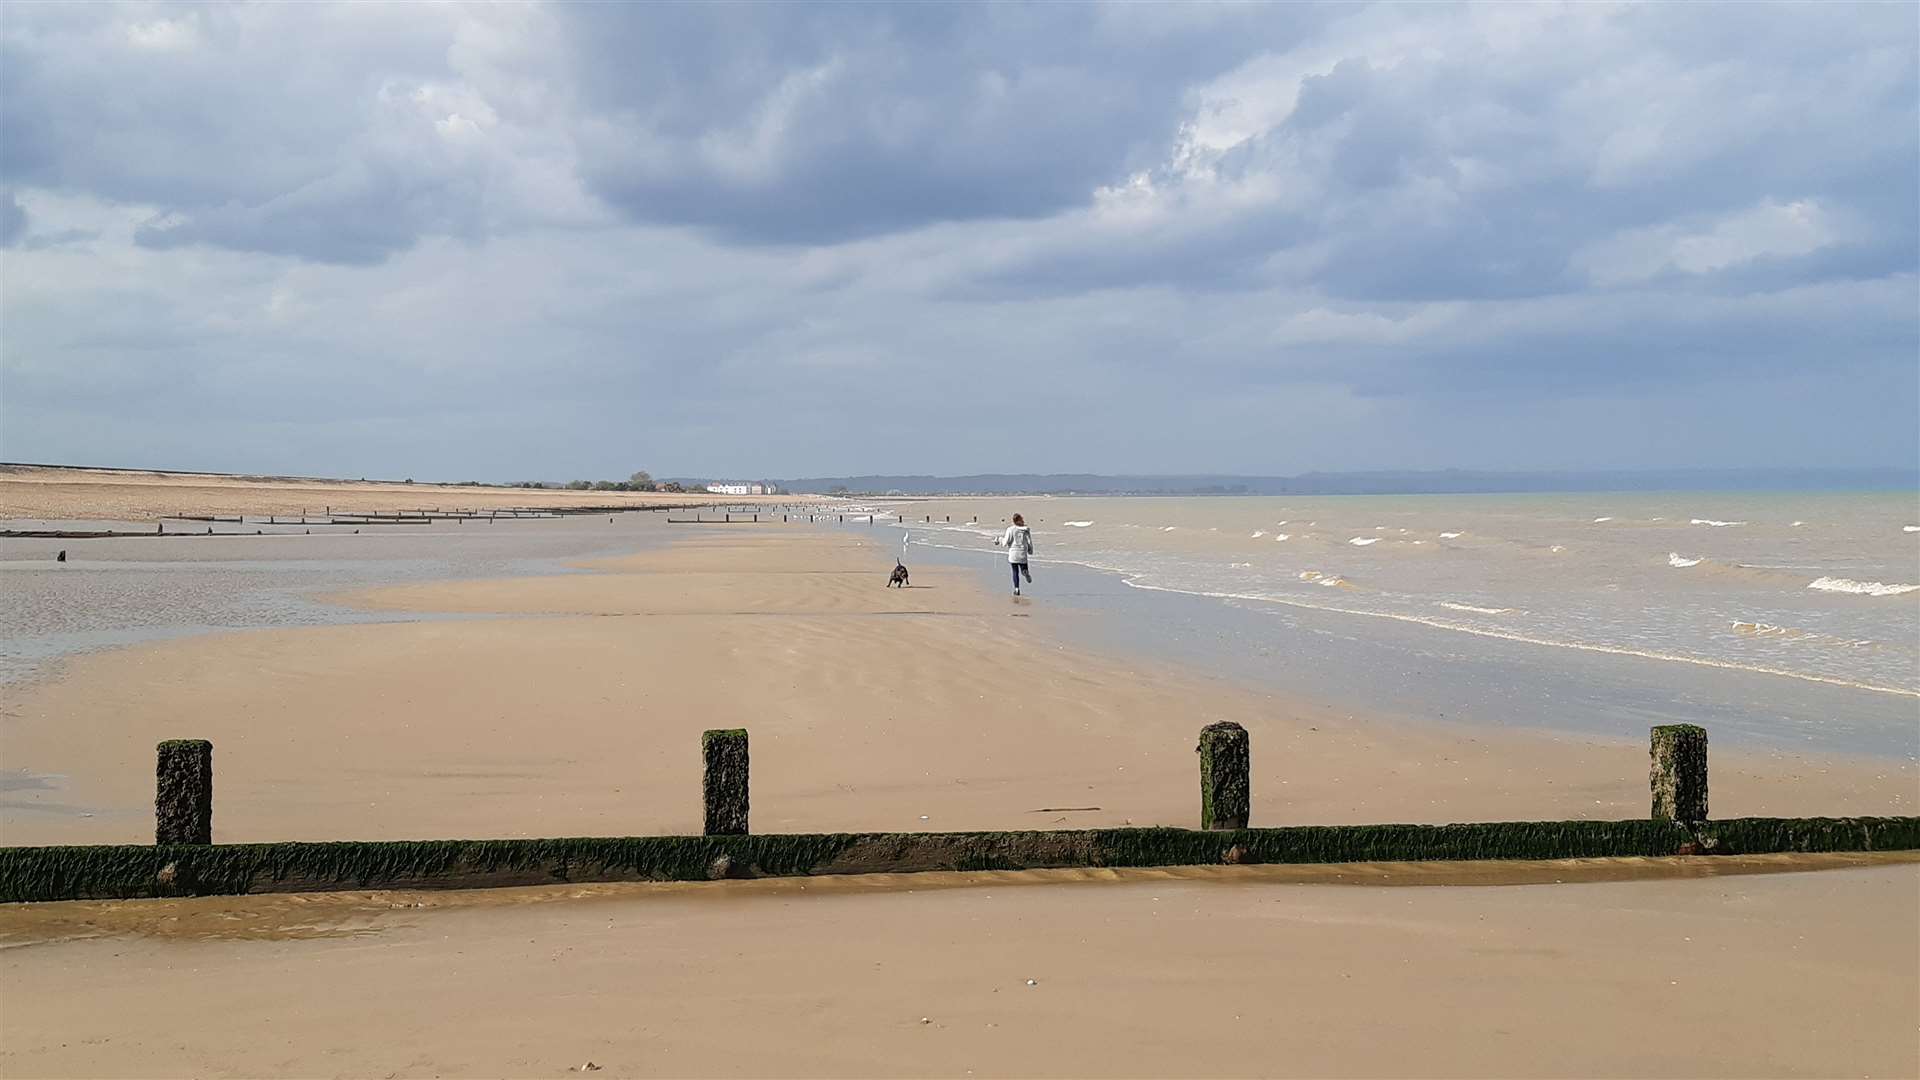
[1198,721,1250,830]
[703,729,749,836]
[1651,724,1708,823]
[155,740,213,846]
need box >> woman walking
[998,514,1035,596]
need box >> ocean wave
[1549,545,1567,553]
[1668,553,1702,568]
[1904,525,1919,533]
[1273,533,1291,542]
[1437,602,1516,615]
[1438,531,1462,539]
[1298,570,1351,589]
[1732,621,1796,638]
[1348,536,1380,546]
[1791,521,1806,527]
[1161,526,1177,532]
[1807,576,1920,597]
[1063,521,1094,528]
[1592,517,1613,523]
[1732,621,1879,649]
[1690,518,1747,527]
[1250,530,1266,538]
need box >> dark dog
[887,561,910,588]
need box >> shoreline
[883,518,1920,758]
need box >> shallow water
[884,492,1920,757]
[0,514,671,686]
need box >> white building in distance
[705,482,770,496]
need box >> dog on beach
[887,561,910,588]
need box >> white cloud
[1575,199,1844,286]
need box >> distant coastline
[781,467,1920,497]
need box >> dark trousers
[1011,561,1032,589]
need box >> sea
[879,492,1920,757]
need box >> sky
[1,2,1915,482]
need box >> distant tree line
[509,471,685,493]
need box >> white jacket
[999,525,1034,563]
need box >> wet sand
[2,524,1916,1077]
[1,861,1914,1078]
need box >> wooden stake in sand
[703,729,750,836]
[1650,724,1708,823]
[1197,721,1250,830]
[156,739,213,845]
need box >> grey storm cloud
[0,191,25,248]
[0,1,1914,479]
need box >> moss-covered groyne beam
[4,817,1916,903]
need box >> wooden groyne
[4,723,1912,903]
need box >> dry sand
[0,464,792,521]
[2,522,1916,1077]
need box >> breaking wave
[1668,553,1702,568]
[1063,521,1094,528]
[1690,518,1746,527]
[1807,577,1920,597]
[1439,532,1462,539]
[1437,602,1516,615]
[1592,517,1613,523]
[1348,536,1380,547]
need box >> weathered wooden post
[156,739,213,845]
[1651,724,1708,822]
[1197,721,1250,830]
[703,729,749,835]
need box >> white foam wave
[1297,570,1350,588]
[1690,518,1746,527]
[1063,521,1094,528]
[1904,525,1919,533]
[1549,545,1567,553]
[1592,517,1613,523]
[1668,552,1702,568]
[1438,532,1462,539]
[1437,602,1515,615]
[1273,533,1291,542]
[1348,536,1380,546]
[1791,521,1806,527]
[1160,526,1177,532]
[1250,530,1266,538]
[1276,520,1288,526]
[1807,576,1920,597]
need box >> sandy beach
[2,518,1916,1077]
[0,465,787,522]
